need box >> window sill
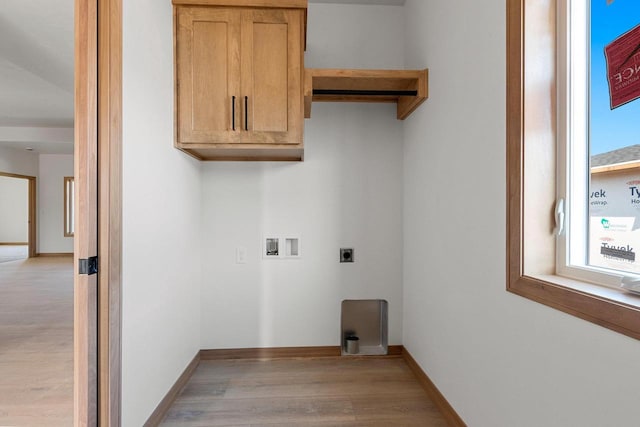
[535,274,640,306]
[508,274,640,340]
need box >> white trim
[556,0,625,291]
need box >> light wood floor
[160,356,449,426]
[0,256,73,426]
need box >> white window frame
[556,0,639,289]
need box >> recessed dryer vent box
[341,299,388,356]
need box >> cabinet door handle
[244,96,248,131]
[232,96,236,131]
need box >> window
[507,0,640,340]
[64,176,75,237]
[558,0,640,288]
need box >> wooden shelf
[304,68,428,120]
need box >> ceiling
[0,1,74,154]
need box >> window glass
[588,0,640,274]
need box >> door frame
[0,172,36,258]
[75,0,122,425]
[97,0,122,424]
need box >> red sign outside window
[605,24,640,109]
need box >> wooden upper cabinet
[177,8,240,143]
[174,2,306,161]
[241,9,302,144]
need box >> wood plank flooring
[160,356,449,426]
[0,257,73,426]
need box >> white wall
[38,154,73,253]
[0,176,28,242]
[402,1,640,426]
[199,3,405,349]
[0,146,38,176]
[121,0,202,425]
[305,3,404,69]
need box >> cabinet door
[240,9,303,145]
[176,8,240,144]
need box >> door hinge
[79,256,98,275]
